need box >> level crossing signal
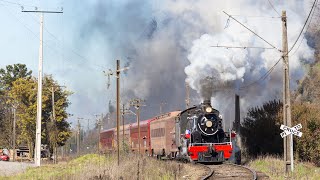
[280,124,302,138]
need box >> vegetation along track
[201,163,258,180]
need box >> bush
[291,103,320,166]
[240,100,283,157]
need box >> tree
[0,64,32,92]
[7,75,72,158]
[8,77,38,157]
[240,100,283,157]
[0,64,32,149]
[0,96,14,148]
[41,75,72,157]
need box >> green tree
[240,100,283,157]
[8,77,38,157]
[0,96,14,148]
[0,64,32,92]
[0,64,32,149]
[41,75,72,157]
[8,75,72,158]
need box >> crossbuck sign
[280,124,303,138]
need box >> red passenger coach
[100,128,115,152]
[130,119,152,154]
[150,111,180,157]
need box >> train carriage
[150,111,180,157]
[100,128,115,152]
[130,119,152,154]
[114,124,131,150]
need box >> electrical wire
[288,0,318,53]
[1,2,105,71]
[228,15,280,19]
[0,0,36,8]
[266,0,281,17]
[25,11,105,70]
[210,45,274,50]
[289,0,317,57]
[239,0,319,90]
[223,11,281,52]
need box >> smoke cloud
[78,0,315,128]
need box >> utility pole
[49,85,65,164]
[130,98,144,154]
[116,60,120,166]
[185,82,190,109]
[77,118,82,156]
[160,102,166,114]
[121,105,135,150]
[22,8,63,167]
[87,119,90,132]
[95,114,103,154]
[104,60,129,166]
[122,104,125,149]
[282,10,293,173]
[12,104,17,162]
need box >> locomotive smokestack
[203,99,211,106]
[234,94,240,134]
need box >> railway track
[201,163,259,180]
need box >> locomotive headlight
[205,120,213,127]
[205,106,212,113]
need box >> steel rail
[200,164,214,180]
[225,162,257,180]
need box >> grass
[248,156,320,180]
[1,153,204,180]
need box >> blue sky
[0,0,111,128]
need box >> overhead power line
[210,45,274,50]
[228,15,280,19]
[0,0,36,8]
[1,3,104,71]
[288,0,318,54]
[267,0,281,17]
[290,0,318,57]
[239,57,282,90]
[239,0,318,90]
[223,11,282,52]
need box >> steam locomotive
[100,100,239,164]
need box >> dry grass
[248,156,320,180]
[2,153,206,180]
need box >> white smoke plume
[79,0,315,127]
[183,1,315,122]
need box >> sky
[0,0,317,130]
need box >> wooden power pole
[77,118,82,156]
[116,60,120,166]
[282,10,293,173]
[96,114,103,154]
[12,105,17,162]
[49,85,65,164]
[104,60,129,166]
[122,104,125,149]
[130,98,144,154]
